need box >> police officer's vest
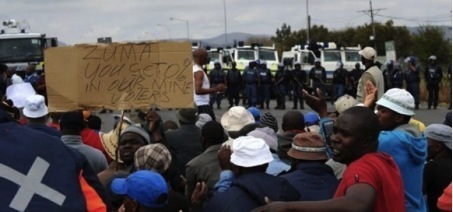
[259,69,270,84]
[244,68,257,84]
[210,69,225,84]
[228,69,240,84]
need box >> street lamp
[157,24,172,40]
[170,17,190,40]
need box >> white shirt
[193,64,210,106]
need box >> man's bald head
[193,48,208,66]
[340,107,380,142]
[282,110,305,132]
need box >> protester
[367,85,427,211]
[423,124,452,212]
[111,170,169,212]
[48,112,61,131]
[23,94,61,138]
[134,144,189,212]
[24,64,40,88]
[204,136,300,211]
[280,132,339,200]
[185,121,225,207]
[437,183,452,212]
[195,113,212,129]
[277,110,306,164]
[60,111,108,174]
[0,108,109,211]
[356,47,384,103]
[193,48,225,121]
[254,107,405,212]
[221,106,255,145]
[165,108,202,186]
[163,120,179,132]
[259,111,279,133]
[248,106,261,123]
[247,126,291,176]
[5,66,24,84]
[304,111,320,133]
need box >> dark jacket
[203,172,300,212]
[280,161,339,201]
[0,110,110,211]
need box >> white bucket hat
[23,94,48,118]
[376,88,415,116]
[221,106,255,132]
[230,136,273,167]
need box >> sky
[0,0,451,45]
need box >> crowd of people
[0,46,451,211]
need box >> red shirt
[81,128,111,163]
[334,153,405,212]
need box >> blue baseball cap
[247,107,261,123]
[111,170,168,208]
[304,112,320,125]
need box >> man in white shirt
[193,48,226,121]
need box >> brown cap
[288,132,328,161]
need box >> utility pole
[306,0,310,42]
[358,1,385,52]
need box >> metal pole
[370,1,377,51]
[223,0,228,46]
[306,0,310,42]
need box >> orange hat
[437,183,452,211]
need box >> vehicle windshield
[208,51,220,62]
[258,49,277,61]
[323,51,341,62]
[345,51,361,62]
[237,49,255,60]
[0,38,43,63]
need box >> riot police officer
[225,62,242,108]
[309,59,327,95]
[274,63,289,109]
[243,61,259,108]
[425,55,443,109]
[291,62,306,109]
[208,61,226,109]
[257,61,272,109]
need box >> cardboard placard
[45,42,194,111]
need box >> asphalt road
[96,99,450,133]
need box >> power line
[375,14,451,23]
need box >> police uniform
[243,65,259,108]
[274,64,289,109]
[208,63,225,109]
[226,65,242,108]
[425,56,443,109]
[257,62,272,109]
[291,64,306,109]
